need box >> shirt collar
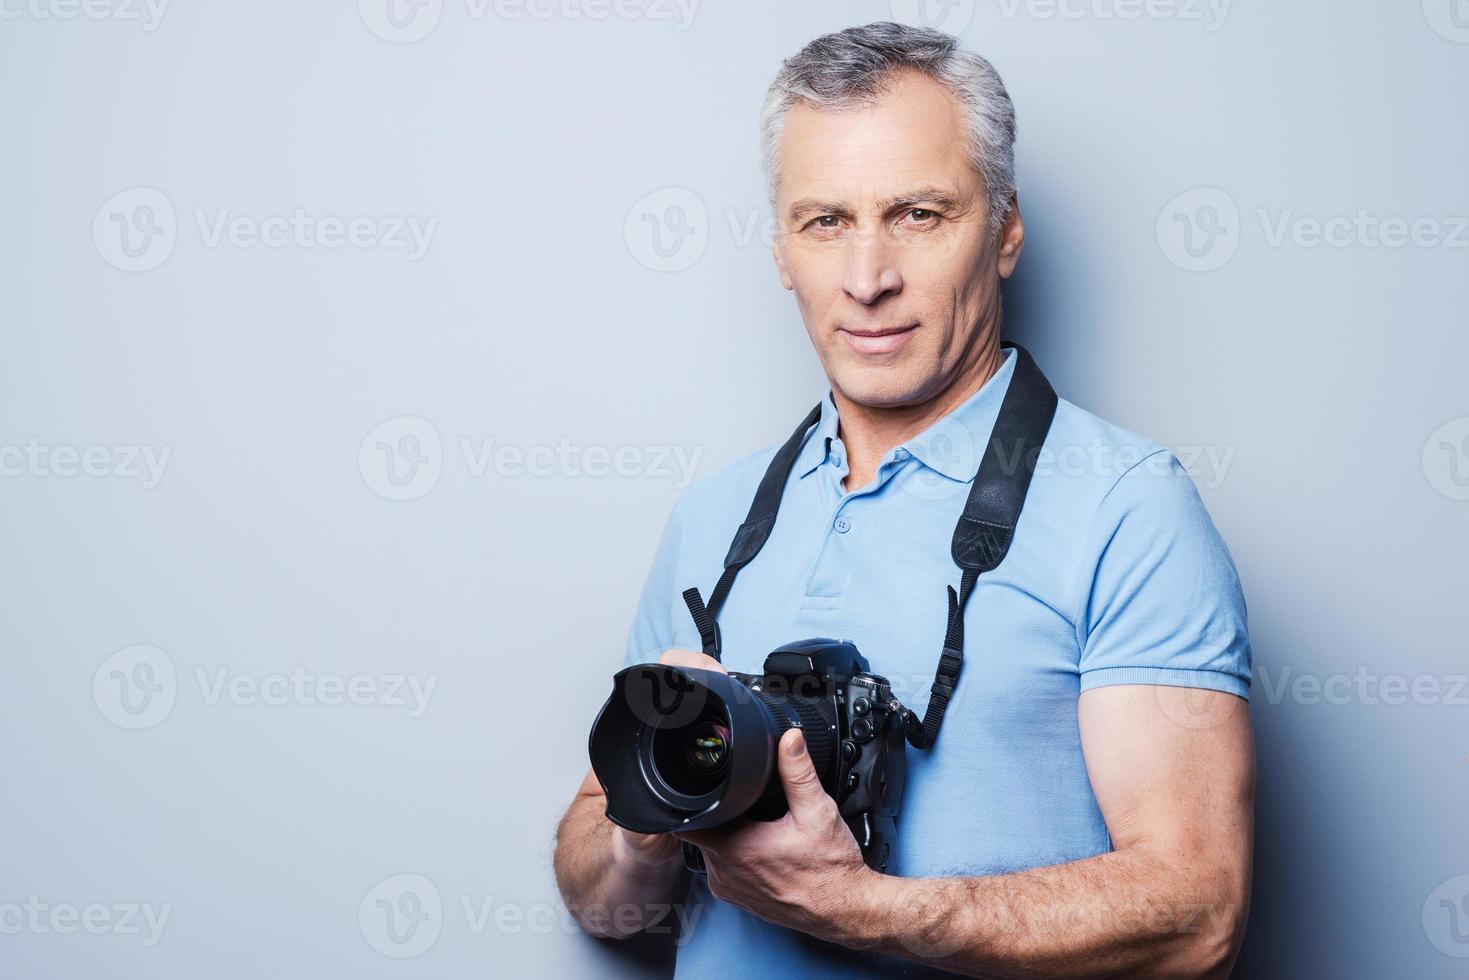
[795,390,842,479]
[795,346,1019,484]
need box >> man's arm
[676,684,1254,979]
[552,767,688,939]
[553,648,720,939]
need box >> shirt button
[834,517,851,533]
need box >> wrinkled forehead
[773,72,981,216]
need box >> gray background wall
[2,2,1466,977]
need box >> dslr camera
[589,638,910,872]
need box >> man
[555,21,1253,980]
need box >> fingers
[776,728,828,819]
[656,647,728,675]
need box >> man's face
[771,70,1023,409]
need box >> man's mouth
[839,322,919,356]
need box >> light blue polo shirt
[620,347,1251,979]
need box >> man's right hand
[553,647,725,937]
[608,647,728,867]
[652,646,727,674]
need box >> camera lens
[648,709,732,800]
[685,720,730,774]
[589,661,841,834]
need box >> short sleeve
[622,500,683,669]
[1075,450,1251,698]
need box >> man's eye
[813,215,841,229]
[905,208,938,224]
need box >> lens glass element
[649,710,731,799]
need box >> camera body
[721,639,906,872]
[589,637,908,874]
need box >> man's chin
[828,367,933,411]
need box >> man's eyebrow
[785,187,964,222]
[786,198,852,222]
[877,187,964,213]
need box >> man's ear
[771,239,794,291]
[996,193,1025,280]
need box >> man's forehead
[775,73,978,210]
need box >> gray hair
[759,21,1018,231]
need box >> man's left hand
[673,728,876,941]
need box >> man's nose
[842,227,903,305]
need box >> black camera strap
[682,342,1057,748]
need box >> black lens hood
[589,664,779,834]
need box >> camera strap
[682,342,1057,748]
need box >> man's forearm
[553,790,688,939]
[823,845,1248,980]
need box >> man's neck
[834,339,1003,493]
